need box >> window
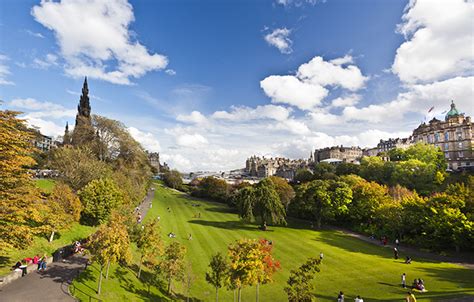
[444,132,449,141]
[445,143,449,150]
[434,133,439,142]
[457,131,462,139]
[458,151,464,158]
[445,152,449,159]
[458,142,463,149]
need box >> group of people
[12,254,48,277]
[168,232,176,238]
[337,291,364,302]
[412,278,427,292]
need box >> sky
[0,0,473,172]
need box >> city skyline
[1,0,473,172]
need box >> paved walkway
[0,189,155,302]
[0,255,87,302]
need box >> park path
[0,255,86,302]
[334,227,474,270]
[0,189,155,302]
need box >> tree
[184,262,195,302]
[89,212,131,294]
[284,257,321,302]
[79,178,124,225]
[293,180,352,228]
[294,169,314,183]
[0,110,45,249]
[136,218,163,279]
[193,176,230,202]
[160,241,187,294]
[255,239,281,302]
[312,162,336,180]
[205,252,229,302]
[227,239,263,302]
[50,146,111,191]
[268,176,295,210]
[391,159,444,195]
[43,184,82,242]
[236,179,286,230]
[163,170,183,190]
[335,162,360,176]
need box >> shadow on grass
[418,266,474,290]
[317,231,438,264]
[188,219,270,232]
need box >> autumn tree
[255,239,281,302]
[136,218,163,279]
[89,212,131,294]
[50,146,111,191]
[193,176,229,202]
[227,238,278,302]
[160,241,187,294]
[284,257,321,302]
[205,252,229,302]
[268,176,295,210]
[79,178,124,225]
[0,110,45,249]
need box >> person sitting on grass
[405,256,412,264]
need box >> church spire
[63,121,71,145]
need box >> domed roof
[445,100,459,120]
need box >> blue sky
[1,0,472,171]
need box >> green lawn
[35,178,56,192]
[73,183,474,302]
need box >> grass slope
[35,178,56,192]
[73,183,474,302]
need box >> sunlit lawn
[72,182,474,302]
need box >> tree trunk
[316,216,321,229]
[168,276,172,294]
[97,264,103,294]
[256,282,259,302]
[105,260,111,279]
[137,257,143,279]
[49,231,55,242]
[238,287,242,302]
[215,287,219,302]
[233,289,236,302]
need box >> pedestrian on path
[401,273,406,288]
[394,247,399,259]
[395,238,400,248]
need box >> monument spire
[76,76,91,123]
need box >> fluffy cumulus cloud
[392,0,474,84]
[212,104,292,122]
[260,55,367,111]
[0,54,13,85]
[176,111,208,124]
[33,53,59,69]
[330,94,361,108]
[176,133,208,148]
[7,98,76,137]
[128,127,161,152]
[31,0,168,85]
[264,28,293,54]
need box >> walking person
[406,291,417,302]
[354,295,364,302]
[401,273,406,288]
[320,252,324,262]
[394,247,399,259]
[395,238,400,248]
[337,291,344,302]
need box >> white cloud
[32,0,168,85]
[10,98,64,111]
[165,69,176,76]
[176,111,208,124]
[25,30,44,38]
[176,133,209,148]
[24,117,64,137]
[212,104,292,122]
[297,56,368,91]
[330,94,361,107]
[32,53,59,69]
[260,55,367,111]
[276,0,324,7]
[128,127,161,152]
[0,54,14,85]
[160,153,191,171]
[392,0,474,84]
[274,118,310,135]
[264,28,293,54]
[260,75,328,110]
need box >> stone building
[245,156,308,180]
[313,146,363,164]
[147,152,161,173]
[33,133,53,152]
[377,137,412,153]
[412,101,473,171]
